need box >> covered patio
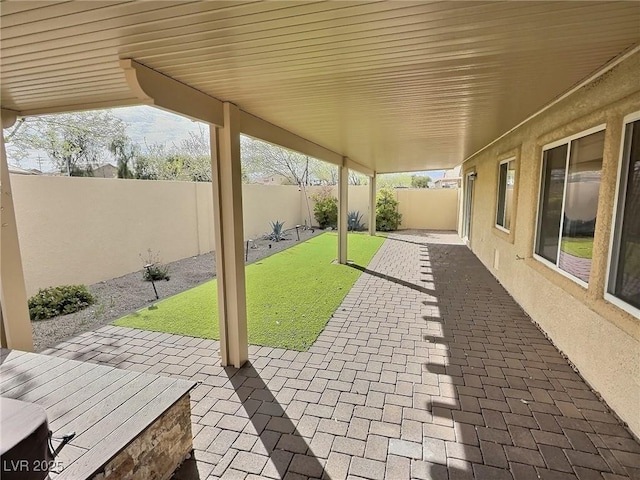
[40,232,640,479]
[2,3,640,478]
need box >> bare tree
[177,125,210,158]
[241,136,310,185]
[309,160,338,185]
[349,170,368,185]
[4,111,125,175]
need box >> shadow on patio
[39,231,639,479]
[175,363,325,479]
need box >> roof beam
[121,59,375,171]
[1,109,18,129]
[345,158,374,177]
[240,111,343,167]
[120,59,224,126]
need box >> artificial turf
[561,237,594,259]
[114,232,385,350]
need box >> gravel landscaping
[32,227,323,351]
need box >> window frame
[495,157,516,233]
[462,169,476,243]
[605,111,640,319]
[533,123,606,288]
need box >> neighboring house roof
[434,177,461,188]
[435,177,461,183]
[8,164,40,175]
[92,163,118,178]
[444,166,462,178]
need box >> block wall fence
[9,175,458,296]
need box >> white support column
[210,103,248,368]
[338,162,349,265]
[0,133,33,351]
[369,173,377,236]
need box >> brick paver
[43,231,640,479]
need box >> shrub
[266,220,287,242]
[311,189,338,228]
[28,285,94,321]
[141,249,170,281]
[376,187,402,231]
[348,210,366,231]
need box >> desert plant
[266,220,287,242]
[141,249,170,281]
[348,210,366,231]
[311,188,338,228]
[376,187,402,231]
[28,284,94,321]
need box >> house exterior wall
[461,51,640,436]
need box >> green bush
[28,285,94,321]
[312,189,338,229]
[141,249,170,281]
[376,187,402,231]
[143,265,170,282]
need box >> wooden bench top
[0,348,195,480]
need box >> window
[496,158,515,231]
[607,115,640,315]
[535,127,605,285]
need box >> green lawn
[561,237,593,259]
[114,233,385,350]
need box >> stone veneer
[91,394,193,480]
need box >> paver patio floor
[43,231,640,479]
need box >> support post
[369,173,377,236]
[210,103,248,368]
[338,162,349,264]
[0,134,34,351]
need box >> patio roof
[2,1,640,172]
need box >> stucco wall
[11,176,209,297]
[242,184,302,239]
[303,185,459,231]
[396,188,459,230]
[461,51,640,436]
[11,178,306,295]
[304,185,372,228]
[11,177,459,296]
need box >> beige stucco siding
[462,51,640,436]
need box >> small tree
[110,135,138,179]
[311,188,338,228]
[411,175,431,188]
[376,187,402,231]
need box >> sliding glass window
[608,116,640,314]
[496,159,515,231]
[535,128,605,284]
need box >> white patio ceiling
[1,1,639,173]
